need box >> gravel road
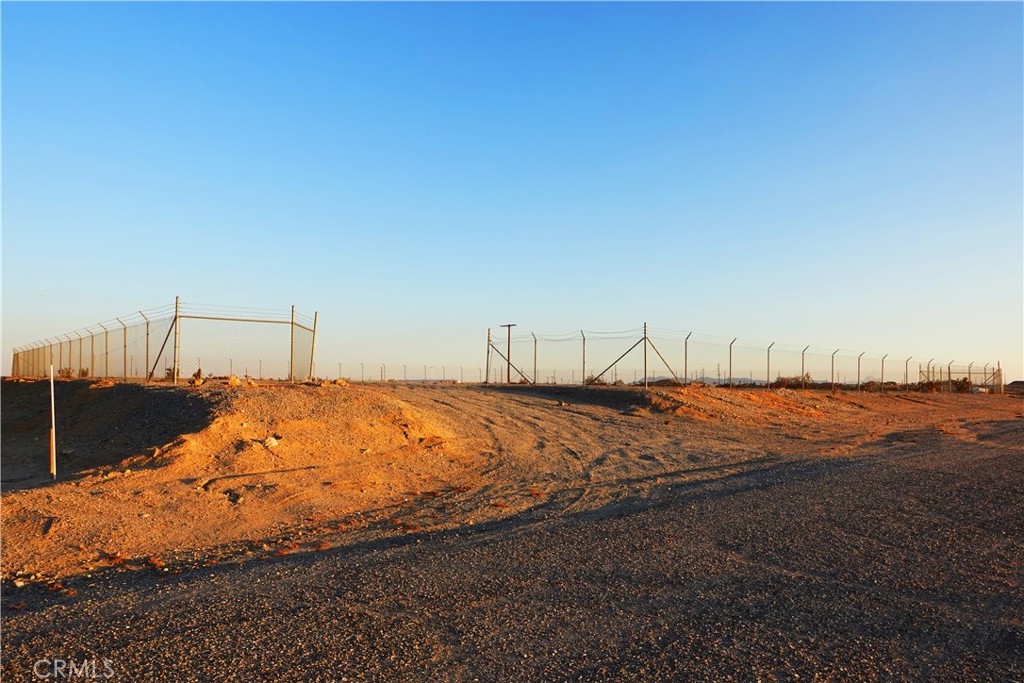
[3,414,1021,682]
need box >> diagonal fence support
[585,336,645,386]
[645,337,684,388]
[488,342,534,384]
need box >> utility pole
[500,323,516,384]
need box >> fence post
[881,354,888,392]
[76,331,84,377]
[643,323,649,390]
[581,330,586,386]
[116,318,127,379]
[288,305,296,383]
[831,349,839,393]
[173,296,181,384]
[947,361,954,392]
[62,334,71,376]
[485,328,492,384]
[967,362,974,389]
[905,357,911,390]
[684,332,692,385]
[140,311,150,383]
[857,352,864,391]
[532,332,538,385]
[309,311,319,381]
[766,342,774,389]
[729,338,737,389]
[98,324,109,379]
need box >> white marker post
[49,364,57,479]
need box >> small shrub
[771,374,811,389]
[79,368,90,378]
[57,367,74,380]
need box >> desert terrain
[1,378,1022,681]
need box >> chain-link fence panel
[11,300,318,384]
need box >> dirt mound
[1,379,217,489]
[642,385,862,424]
[157,383,456,477]
[0,382,473,581]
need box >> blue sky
[3,2,1022,379]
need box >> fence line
[10,297,319,383]
[482,323,1005,393]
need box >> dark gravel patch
[2,425,1021,682]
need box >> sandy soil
[2,378,1019,586]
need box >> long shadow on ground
[1,380,218,491]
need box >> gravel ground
[3,416,1021,682]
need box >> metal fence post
[289,305,296,383]
[77,331,84,377]
[485,328,492,384]
[173,296,181,384]
[831,349,839,393]
[684,332,692,385]
[98,324,109,379]
[309,311,319,381]
[532,332,538,385]
[766,342,774,389]
[857,352,864,391]
[643,323,649,390]
[729,338,737,389]
[881,354,888,392]
[116,318,127,379]
[801,346,809,389]
[140,311,150,383]
[581,330,586,386]
[947,360,954,392]
[967,362,974,389]
[905,357,911,390]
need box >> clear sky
[3,2,1022,379]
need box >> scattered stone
[228,375,242,388]
[60,448,74,456]
[264,436,279,448]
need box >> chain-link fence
[10,298,318,383]
[485,324,1005,393]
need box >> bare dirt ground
[1,379,1022,680]
[2,379,1015,583]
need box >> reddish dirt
[2,378,1020,583]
